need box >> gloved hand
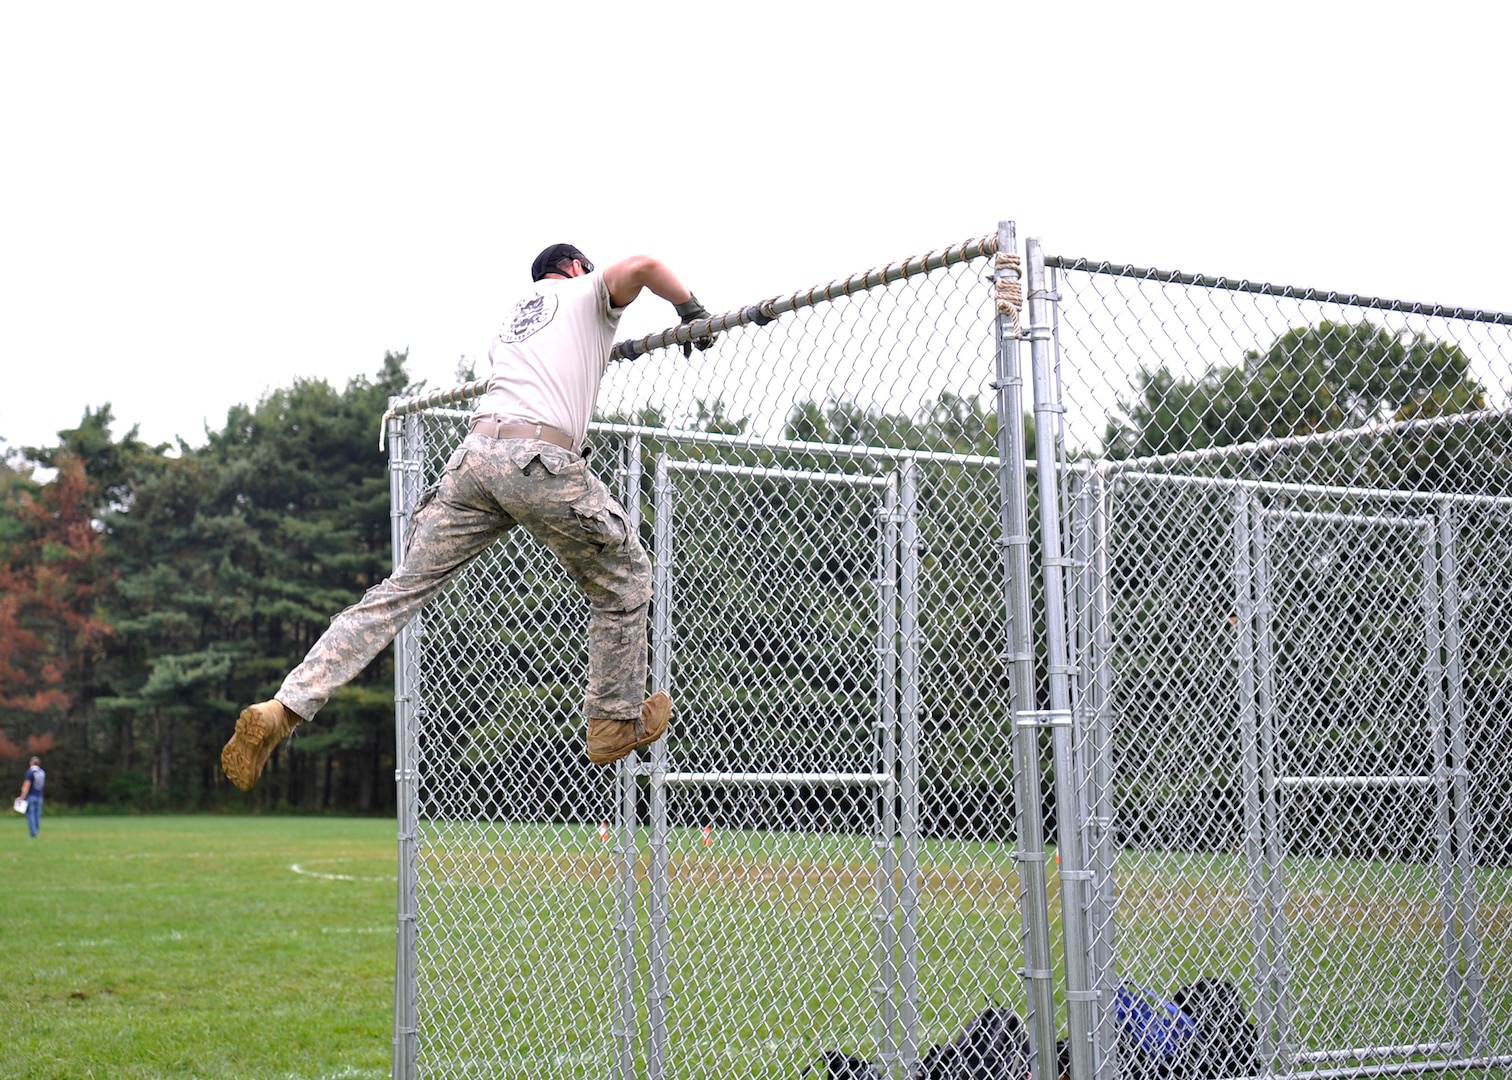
[674,294,718,357]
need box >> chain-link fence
[1044,251,1512,1080]
[383,224,1512,1080]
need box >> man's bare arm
[604,255,718,356]
[603,256,694,309]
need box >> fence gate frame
[1233,495,1489,1073]
[606,439,925,1080]
[389,407,425,1080]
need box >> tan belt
[470,416,574,451]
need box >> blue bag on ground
[1115,981,1200,1060]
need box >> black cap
[531,243,594,282]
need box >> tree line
[1,353,413,811]
[2,319,1505,830]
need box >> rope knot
[994,252,1024,329]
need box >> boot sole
[221,707,283,792]
[587,725,667,766]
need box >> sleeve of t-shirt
[594,271,626,318]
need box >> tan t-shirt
[473,271,625,449]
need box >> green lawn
[3,816,1507,1080]
[0,815,396,1080]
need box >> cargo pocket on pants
[570,488,630,551]
[404,485,439,559]
[403,446,468,559]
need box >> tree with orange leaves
[0,447,111,779]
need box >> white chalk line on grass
[289,861,396,883]
[281,1067,384,1080]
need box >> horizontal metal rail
[1099,406,1512,476]
[1292,1041,1463,1064]
[1260,1054,1512,1080]
[664,460,893,487]
[650,771,895,787]
[388,412,1018,471]
[1262,508,1430,531]
[594,423,1014,469]
[1045,256,1512,326]
[1278,775,1438,790]
[1114,469,1512,510]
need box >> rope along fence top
[377,232,1005,445]
[379,244,1512,446]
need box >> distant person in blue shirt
[19,757,44,838]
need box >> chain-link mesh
[386,237,1033,1080]
[1047,257,1512,1079]
[385,232,1511,1080]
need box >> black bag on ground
[810,1005,1030,1080]
[1169,979,1258,1080]
[917,1006,1029,1080]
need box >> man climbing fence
[221,243,717,791]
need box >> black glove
[674,294,718,357]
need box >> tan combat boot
[587,691,671,766]
[221,700,301,791]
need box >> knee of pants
[624,545,653,609]
[592,541,652,612]
[596,577,652,615]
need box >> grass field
[0,815,395,1080]
[3,815,1507,1080]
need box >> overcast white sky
[2,2,1507,455]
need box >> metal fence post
[1071,463,1119,1076]
[388,405,422,1080]
[1089,468,1120,1076]
[875,473,901,1076]
[1422,516,1466,1060]
[614,434,644,1080]
[991,219,1059,1078]
[1025,237,1095,1080]
[647,451,674,1080]
[1234,492,1276,1074]
[898,457,922,1075]
[1439,510,1486,1053]
[1252,505,1293,1071]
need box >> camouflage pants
[277,434,652,722]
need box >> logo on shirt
[497,292,559,344]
